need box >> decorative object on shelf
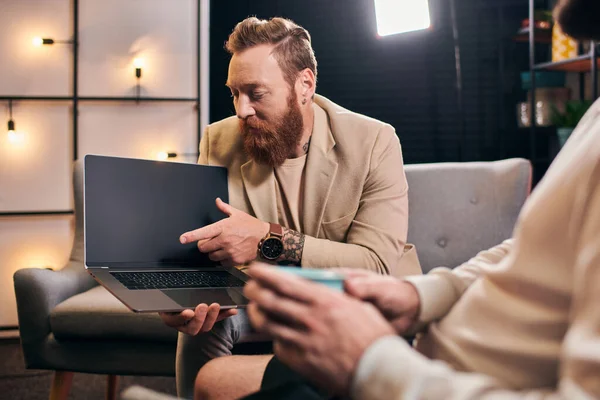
[528,87,571,105]
[552,23,577,62]
[551,100,593,146]
[517,102,531,128]
[520,19,551,31]
[520,10,553,30]
[518,87,571,128]
[520,71,566,90]
[515,10,553,42]
[32,37,73,46]
[517,101,554,127]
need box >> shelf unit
[534,53,600,72]
[1,0,203,217]
[514,27,552,43]
[527,0,598,181]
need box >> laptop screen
[84,155,228,268]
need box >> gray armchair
[13,157,531,400]
[14,161,179,400]
[405,158,531,273]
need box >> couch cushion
[405,158,531,273]
[50,285,178,342]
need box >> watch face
[261,237,284,260]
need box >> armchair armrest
[13,260,97,345]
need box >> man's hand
[158,303,238,336]
[343,269,421,334]
[244,266,395,396]
[180,198,269,267]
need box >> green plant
[534,10,553,23]
[550,100,593,128]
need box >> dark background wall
[209,0,537,165]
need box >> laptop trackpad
[162,288,248,309]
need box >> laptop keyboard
[111,271,245,290]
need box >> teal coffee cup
[278,267,344,292]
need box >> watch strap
[269,223,283,239]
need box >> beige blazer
[199,95,421,277]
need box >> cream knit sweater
[352,99,600,399]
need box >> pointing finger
[180,222,223,244]
[216,197,235,216]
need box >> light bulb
[33,37,54,46]
[133,58,144,69]
[8,130,25,144]
[7,117,23,144]
[133,58,144,78]
[156,151,177,160]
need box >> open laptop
[83,154,249,313]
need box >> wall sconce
[133,57,144,78]
[133,58,144,101]
[156,151,198,161]
[157,151,176,160]
[6,100,24,144]
[32,37,73,46]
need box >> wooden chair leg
[49,371,74,400]
[106,375,119,400]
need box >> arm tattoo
[277,227,305,266]
[302,136,312,154]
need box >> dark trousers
[242,356,331,400]
[241,337,413,399]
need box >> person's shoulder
[316,95,398,145]
[317,95,390,128]
[206,116,240,140]
[202,116,245,163]
[204,116,244,149]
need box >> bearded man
[159,16,421,398]
[191,1,600,399]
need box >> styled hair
[225,17,318,87]
[554,0,600,41]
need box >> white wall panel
[0,216,73,326]
[79,0,197,98]
[78,103,197,162]
[0,0,200,329]
[0,0,71,96]
[0,103,72,211]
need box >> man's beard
[555,0,600,40]
[240,92,304,167]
